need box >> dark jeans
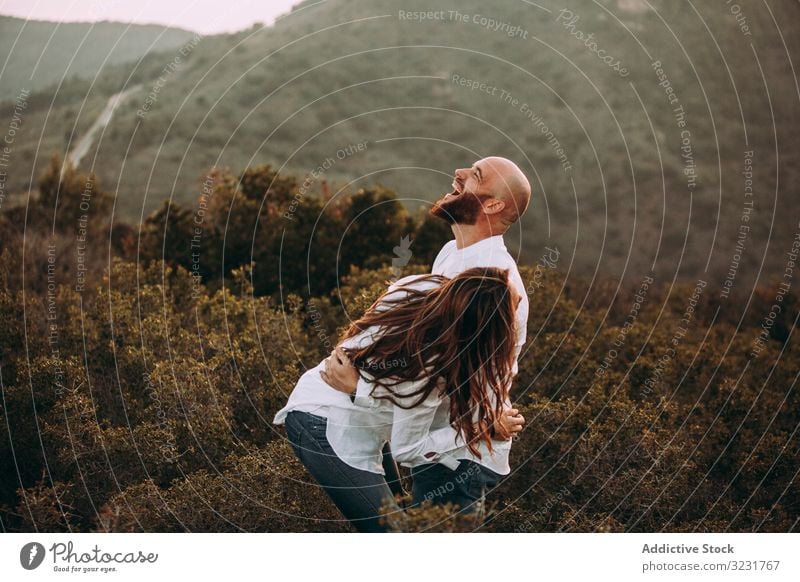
[284,411,401,533]
[410,460,501,519]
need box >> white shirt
[274,275,456,474]
[274,236,529,475]
[432,235,528,357]
[354,235,529,475]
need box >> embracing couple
[274,156,531,532]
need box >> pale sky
[0,0,302,35]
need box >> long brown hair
[341,267,517,456]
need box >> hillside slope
[0,15,197,100]
[2,0,799,285]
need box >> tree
[340,186,410,271]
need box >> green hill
[2,0,799,284]
[0,15,197,100]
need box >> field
[1,160,797,532]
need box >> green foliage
[4,0,799,283]
[95,442,349,532]
[381,497,488,533]
[1,160,797,533]
[340,187,411,269]
[0,16,196,100]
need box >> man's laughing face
[430,162,491,225]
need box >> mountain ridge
[0,14,199,100]
[2,0,799,284]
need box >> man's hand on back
[493,407,525,440]
[321,346,359,395]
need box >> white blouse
[352,235,528,475]
[275,235,527,476]
[274,275,465,474]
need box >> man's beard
[430,193,488,225]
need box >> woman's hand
[493,407,525,440]
[320,347,359,395]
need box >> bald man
[378,157,531,517]
[417,156,531,484]
[324,156,532,520]
[431,156,532,242]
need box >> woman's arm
[321,352,457,463]
[392,401,525,466]
[323,350,524,464]
[389,386,453,466]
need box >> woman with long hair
[273,267,522,532]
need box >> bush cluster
[1,161,796,532]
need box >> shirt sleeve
[392,418,466,468]
[351,368,460,466]
[352,373,379,409]
[389,382,466,468]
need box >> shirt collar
[453,235,507,257]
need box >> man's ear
[482,197,506,215]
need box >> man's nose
[454,167,468,179]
